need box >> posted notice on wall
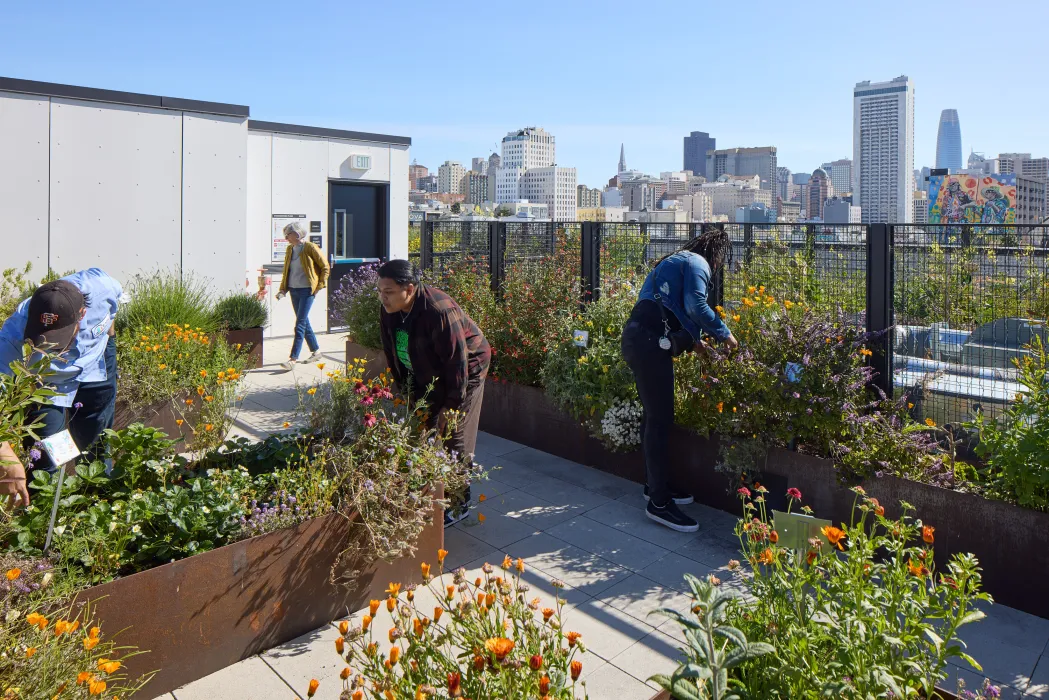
[272,214,307,262]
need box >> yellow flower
[204,395,214,402]
[5,568,20,581]
[98,659,122,674]
[307,387,317,395]
[185,398,194,406]
[199,369,207,377]
[158,364,167,370]
[317,362,326,370]
[24,646,36,658]
[925,418,936,427]
[282,421,291,428]
[175,419,184,426]
[783,300,794,309]
[197,386,206,396]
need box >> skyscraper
[683,131,715,177]
[935,109,962,171]
[705,147,777,192]
[808,168,833,220]
[437,161,466,194]
[618,144,627,174]
[853,76,915,223]
[821,159,853,197]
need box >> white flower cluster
[600,400,643,450]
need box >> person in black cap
[0,268,125,484]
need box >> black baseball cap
[23,280,85,351]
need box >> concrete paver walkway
[152,334,1049,699]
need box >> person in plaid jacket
[377,260,490,526]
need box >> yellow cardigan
[279,241,330,295]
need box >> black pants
[621,318,675,506]
[24,336,118,473]
[428,365,488,512]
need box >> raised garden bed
[223,327,264,368]
[478,379,1049,621]
[113,397,195,446]
[74,493,444,697]
[346,339,389,379]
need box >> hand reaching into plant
[0,441,30,508]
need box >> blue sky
[4,1,1048,187]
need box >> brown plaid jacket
[380,283,490,410]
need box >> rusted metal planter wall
[75,495,443,697]
[223,327,264,368]
[345,340,387,379]
[478,380,1049,620]
[113,396,195,446]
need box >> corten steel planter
[75,492,444,697]
[650,690,958,700]
[478,380,1049,620]
[113,397,196,446]
[222,327,264,368]
[345,339,388,379]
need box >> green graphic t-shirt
[395,327,412,371]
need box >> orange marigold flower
[5,568,21,581]
[908,559,929,577]
[473,655,485,671]
[542,607,555,621]
[757,548,775,565]
[308,678,320,697]
[566,631,581,647]
[437,548,448,564]
[484,637,515,660]
[515,558,525,573]
[922,525,935,544]
[571,660,583,680]
[821,525,846,550]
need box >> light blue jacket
[638,251,731,342]
[0,268,123,407]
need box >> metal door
[328,181,388,330]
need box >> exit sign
[350,154,371,170]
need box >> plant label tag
[40,430,81,467]
[785,362,803,384]
[573,330,589,348]
[772,510,832,552]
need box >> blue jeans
[25,335,117,474]
[289,288,319,359]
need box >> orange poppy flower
[308,678,320,697]
[361,614,372,631]
[387,582,402,597]
[434,606,443,623]
[446,585,456,601]
[24,647,36,658]
[539,675,551,693]
[5,568,20,581]
[89,679,107,695]
[335,637,345,654]
[437,548,448,564]
[389,646,401,665]
[922,525,935,544]
[340,667,351,681]
[821,525,846,550]
[484,637,515,660]
[907,559,929,577]
[421,562,431,579]
[571,660,583,680]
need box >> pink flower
[787,488,803,501]
[354,382,368,395]
[737,487,751,498]
[363,413,378,428]
[360,396,375,406]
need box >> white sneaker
[280,360,296,371]
[301,352,324,364]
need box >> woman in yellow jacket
[277,222,330,371]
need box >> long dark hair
[657,223,731,270]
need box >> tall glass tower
[935,109,962,171]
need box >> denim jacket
[0,268,124,407]
[638,251,730,342]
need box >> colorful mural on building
[928,173,1016,225]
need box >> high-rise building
[777,167,793,201]
[701,176,771,217]
[912,191,929,225]
[1019,157,1049,181]
[778,200,802,222]
[500,127,556,170]
[705,147,777,193]
[1017,175,1047,224]
[683,131,715,177]
[471,157,488,174]
[618,144,627,174]
[935,109,962,171]
[822,159,853,197]
[577,185,602,209]
[792,172,811,186]
[409,162,429,190]
[437,161,466,194]
[824,198,862,224]
[520,166,577,220]
[997,153,1031,175]
[462,171,489,205]
[853,75,915,223]
[417,175,438,193]
[807,168,834,220]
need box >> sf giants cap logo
[40,313,60,326]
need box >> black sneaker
[646,500,699,533]
[644,485,694,505]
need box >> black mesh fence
[723,224,867,320]
[598,222,691,292]
[892,224,1049,428]
[429,221,490,277]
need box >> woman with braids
[622,223,739,532]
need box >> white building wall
[181,114,247,295]
[49,98,183,280]
[0,91,49,274]
[245,131,272,289]
[388,144,410,261]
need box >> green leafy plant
[650,573,773,700]
[972,335,1049,510]
[0,263,73,322]
[0,348,59,453]
[715,486,991,699]
[212,292,268,331]
[116,270,217,333]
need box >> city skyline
[3,2,1049,187]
